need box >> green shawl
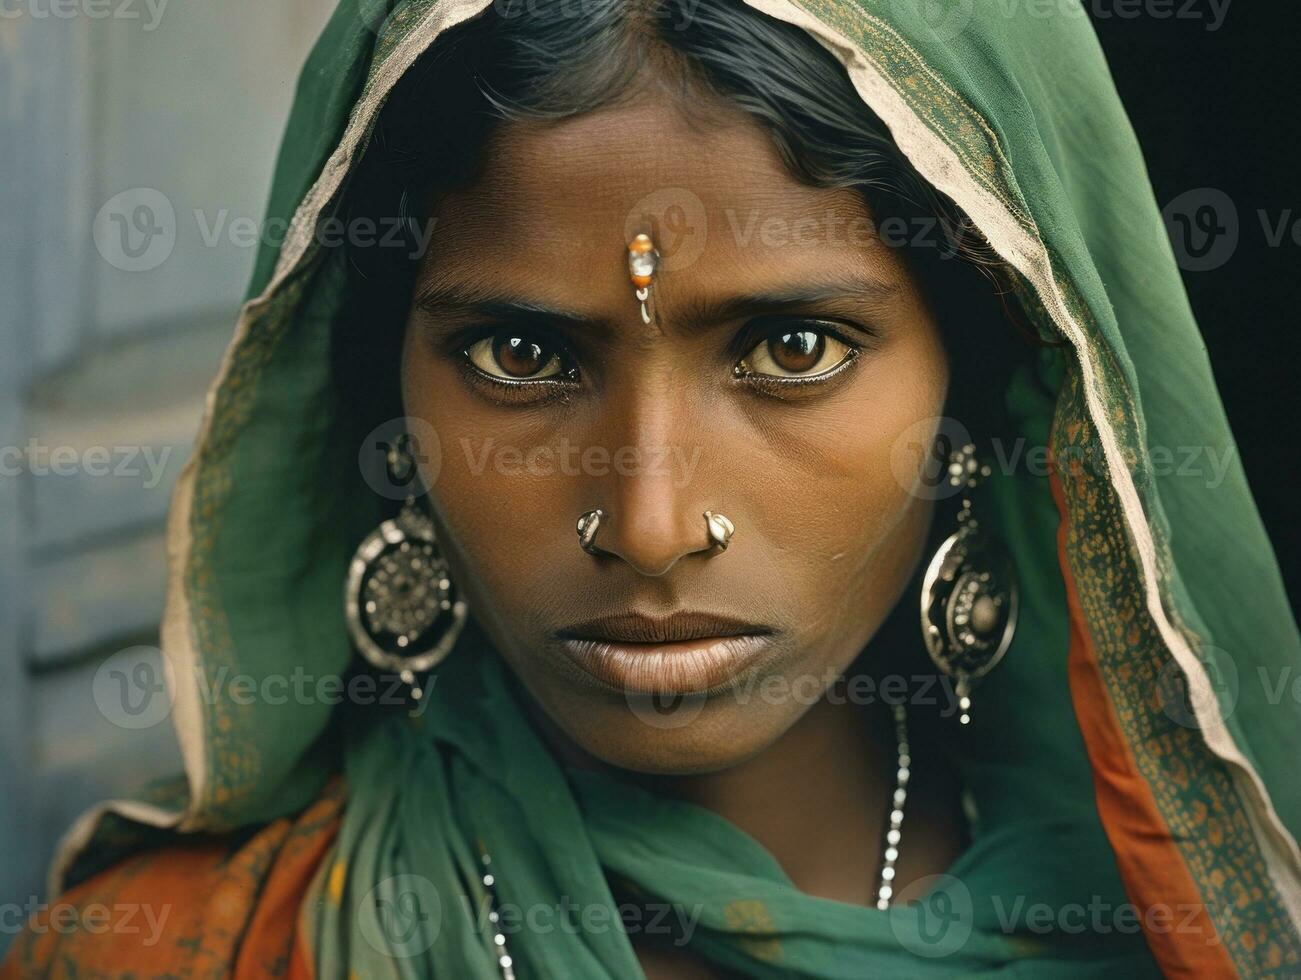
[43,0,1301,976]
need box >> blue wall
[0,1,334,952]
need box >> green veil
[36,0,1301,976]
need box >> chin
[547,692,792,776]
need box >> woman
[6,0,1300,976]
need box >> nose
[584,388,715,577]
[596,486,714,577]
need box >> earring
[344,435,467,701]
[628,233,659,325]
[919,443,1018,725]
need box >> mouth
[553,611,777,696]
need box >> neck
[638,692,893,906]
[531,679,960,908]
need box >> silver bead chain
[479,850,516,980]
[477,702,911,977]
[876,701,910,911]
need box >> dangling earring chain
[950,446,988,725]
[949,443,988,530]
[920,442,1019,726]
[343,434,468,703]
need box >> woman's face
[401,95,949,774]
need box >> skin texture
[400,90,965,971]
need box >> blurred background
[0,0,1296,955]
[0,0,335,949]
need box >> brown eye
[465,332,565,381]
[739,326,855,379]
[769,330,823,373]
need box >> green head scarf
[44,0,1301,976]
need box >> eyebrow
[681,272,900,327]
[411,281,592,326]
[410,270,899,333]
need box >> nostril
[625,554,682,579]
[590,509,713,578]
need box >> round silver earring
[919,443,1018,725]
[344,435,467,701]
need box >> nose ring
[577,509,606,555]
[704,511,735,551]
[575,509,736,555]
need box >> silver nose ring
[576,509,606,555]
[576,509,735,555]
[703,511,735,551]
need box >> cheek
[773,328,947,511]
[750,327,948,632]
[400,337,573,630]
[400,310,947,648]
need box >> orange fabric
[1049,463,1236,979]
[235,787,341,978]
[1,780,343,979]
[287,926,318,980]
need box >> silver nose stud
[576,509,735,555]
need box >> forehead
[422,95,902,288]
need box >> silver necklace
[478,850,516,980]
[476,702,910,974]
[876,701,910,910]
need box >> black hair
[337,0,1033,473]
[332,0,1044,736]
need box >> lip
[554,611,775,695]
